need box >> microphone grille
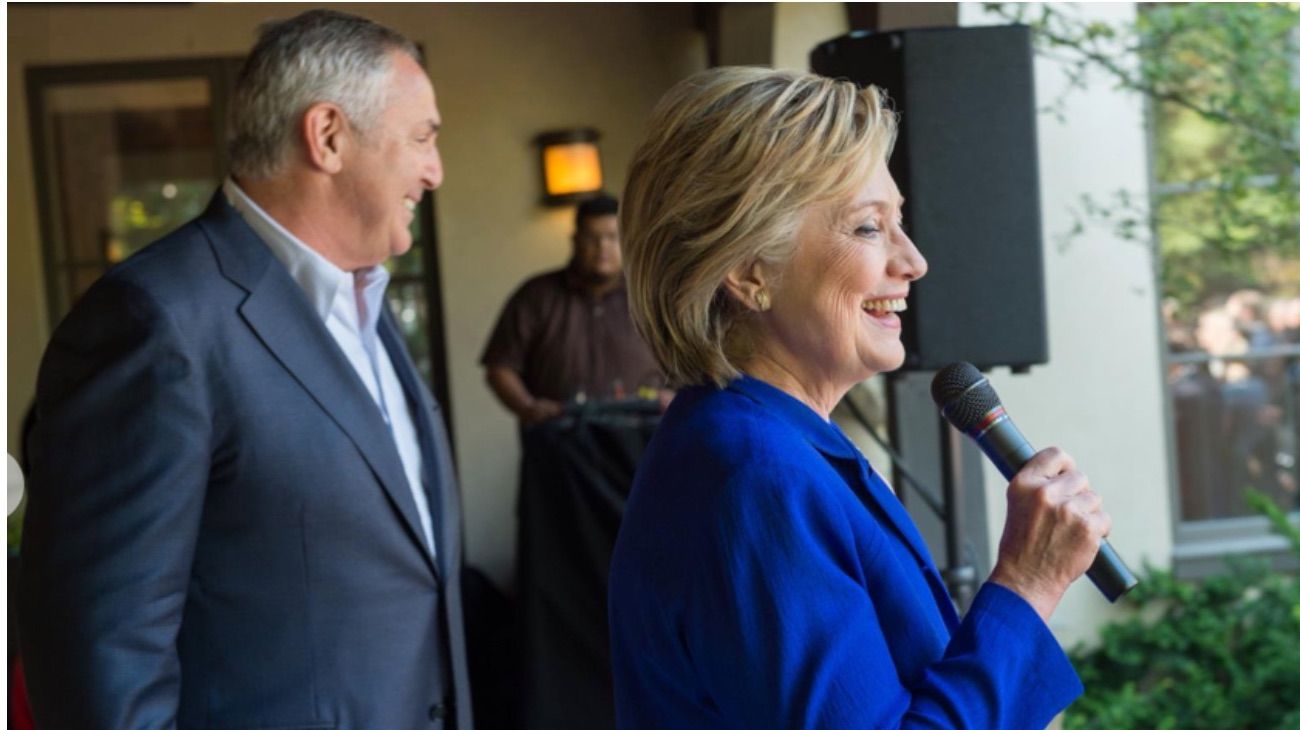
[930,362,1004,432]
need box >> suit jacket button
[428,703,447,721]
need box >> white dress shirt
[223,179,436,558]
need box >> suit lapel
[854,460,936,573]
[379,314,453,579]
[855,460,961,626]
[199,192,439,578]
[378,325,470,711]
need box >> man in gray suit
[20,10,472,729]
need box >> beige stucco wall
[714,2,847,71]
[6,2,706,587]
[772,2,848,71]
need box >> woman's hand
[988,447,1111,622]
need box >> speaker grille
[930,361,1004,432]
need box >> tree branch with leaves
[986,2,1300,310]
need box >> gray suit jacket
[20,193,472,729]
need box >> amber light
[535,129,603,205]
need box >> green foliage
[1064,491,1300,729]
[985,3,1300,311]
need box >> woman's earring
[755,289,771,312]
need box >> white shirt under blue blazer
[20,191,471,730]
[609,375,1081,728]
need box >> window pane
[387,279,432,384]
[1145,3,1299,185]
[1153,102,1233,185]
[41,77,219,309]
[68,265,108,305]
[1170,354,1298,521]
[387,235,425,277]
[1143,3,1300,524]
[1156,187,1300,310]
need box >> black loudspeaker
[811,25,1048,372]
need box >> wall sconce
[535,128,603,206]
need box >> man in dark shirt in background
[481,194,665,730]
[481,194,665,424]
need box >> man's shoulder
[513,267,569,296]
[72,209,250,324]
[495,268,571,318]
[104,219,220,291]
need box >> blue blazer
[609,376,1081,728]
[20,194,471,730]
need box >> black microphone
[930,362,1138,603]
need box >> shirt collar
[562,263,625,299]
[223,177,372,324]
[352,266,391,337]
[726,374,860,461]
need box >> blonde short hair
[621,67,898,388]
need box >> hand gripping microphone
[931,362,1138,603]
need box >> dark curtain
[516,402,659,730]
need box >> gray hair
[228,9,422,180]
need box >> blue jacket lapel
[728,375,959,624]
[854,460,961,627]
[852,460,938,578]
[198,192,439,578]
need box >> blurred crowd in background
[1166,290,1300,521]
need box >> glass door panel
[37,77,219,307]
